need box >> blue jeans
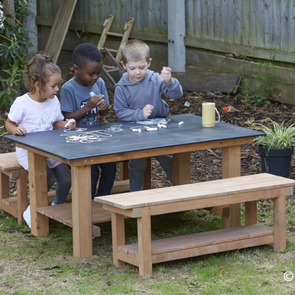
[47,163,71,205]
[128,155,173,191]
[91,162,117,198]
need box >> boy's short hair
[73,43,103,67]
[120,39,150,64]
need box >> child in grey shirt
[114,39,183,191]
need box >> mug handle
[215,107,221,123]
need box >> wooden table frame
[6,114,264,258]
[21,136,252,257]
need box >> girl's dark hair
[23,54,61,93]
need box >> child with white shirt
[5,54,76,227]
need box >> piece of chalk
[90,91,95,97]
[132,128,141,133]
[145,126,158,131]
[162,66,169,73]
[65,118,74,128]
[178,121,184,125]
[158,123,167,128]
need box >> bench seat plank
[96,174,294,210]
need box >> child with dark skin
[60,43,116,198]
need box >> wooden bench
[0,152,130,226]
[0,152,28,223]
[95,173,295,276]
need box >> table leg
[119,161,129,180]
[111,212,125,265]
[28,151,49,236]
[71,165,92,257]
[137,207,152,276]
[273,188,286,251]
[143,157,151,190]
[173,152,190,185]
[222,146,241,228]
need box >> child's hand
[160,66,172,85]
[87,94,105,109]
[15,126,26,136]
[143,104,154,119]
[97,98,108,111]
[65,118,76,129]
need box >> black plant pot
[258,146,294,178]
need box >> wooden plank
[111,212,125,266]
[96,174,295,210]
[0,172,9,207]
[245,201,257,225]
[28,152,49,236]
[17,137,254,167]
[0,152,23,171]
[1,202,17,217]
[173,72,241,94]
[173,152,190,185]
[36,201,104,237]
[71,165,92,257]
[44,0,77,63]
[16,168,28,223]
[118,224,273,264]
[137,208,152,276]
[119,161,129,181]
[273,188,286,251]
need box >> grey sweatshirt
[114,70,183,122]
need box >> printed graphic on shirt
[80,98,98,126]
[31,111,53,132]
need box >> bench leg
[111,212,125,266]
[137,207,152,276]
[273,189,286,251]
[16,169,28,223]
[245,201,257,225]
[0,172,9,209]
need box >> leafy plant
[238,62,275,107]
[0,1,32,108]
[253,118,295,149]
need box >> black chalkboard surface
[5,114,263,161]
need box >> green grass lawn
[1,198,295,295]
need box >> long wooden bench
[95,173,295,276]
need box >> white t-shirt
[8,93,64,170]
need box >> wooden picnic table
[5,114,264,257]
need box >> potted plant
[253,118,295,178]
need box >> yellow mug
[202,102,220,127]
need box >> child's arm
[5,118,26,136]
[160,67,183,99]
[53,119,76,130]
[114,86,147,122]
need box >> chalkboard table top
[5,114,263,161]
